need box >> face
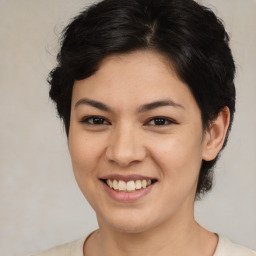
[69,51,209,233]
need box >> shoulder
[32,236,86,256]
[214,236,256,256]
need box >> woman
[35,0,255,255]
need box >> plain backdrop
[0,0,255,255]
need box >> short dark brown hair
[48,0,236,198]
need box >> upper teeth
[106,179,152,192]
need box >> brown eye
[146,117,174,126]
[81,116,110,125]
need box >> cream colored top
[34,233,256,256]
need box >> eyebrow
[74,98,184,113]
[137,100,184,113]
[74,98,112,112]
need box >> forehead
[97,50,178,83]
[72,50,197,112]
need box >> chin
[99,210,160,234]
[109,221,154,234]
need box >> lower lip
[102,181,155,202]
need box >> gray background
[0,0,255,255]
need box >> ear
[202,107,230,161]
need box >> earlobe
[202,107,230,161]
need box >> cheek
[150,134,203,184]
[69,131,101,167]
[68,135,101,205]
[68,133,101,191]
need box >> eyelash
[80,116,176,126]
[145,116,176,126]
[80,116,111,125]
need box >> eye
[81,116,110,125]
[146,117,175,126]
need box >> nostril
[105,134,146,167]
[106,150,146,167]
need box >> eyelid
[80,115,111,125]
[144,116,177,126]
[79,115,177,126]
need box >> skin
[68,50,230,256]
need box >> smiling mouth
[101,179,157,192]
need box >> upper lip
[99,174,158,182]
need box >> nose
[105,124,146,167]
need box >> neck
[101,217,199,256]
[85,204,217,256]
